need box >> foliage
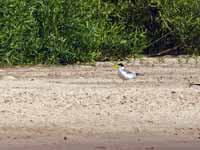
[0,0,199,65]
[159,0,200,55]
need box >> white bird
[114,63,143,80]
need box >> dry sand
[0,57,200,149]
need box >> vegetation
[0,0,200,65]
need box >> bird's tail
[136,73,144,76]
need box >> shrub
[158,0,200,54]
[0,0,199,65]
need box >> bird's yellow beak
[112,65,119,69]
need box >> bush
[0,0,199,65]
[160,0,200,55]
[0,0,40,64]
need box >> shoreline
[0,133,200,150]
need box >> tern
[113,63,143,80]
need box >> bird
[113,63,143,80]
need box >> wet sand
[1,134,200,150]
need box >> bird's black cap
[118,63,124,67]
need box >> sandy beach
[0,57,200,149]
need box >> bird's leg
[122,79,125,84]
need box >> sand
[0,57,200,149]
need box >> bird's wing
[123,69,134,74]
[124,69,144,76]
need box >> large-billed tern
[113,63,143,80]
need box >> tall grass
[0,0,199,65]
